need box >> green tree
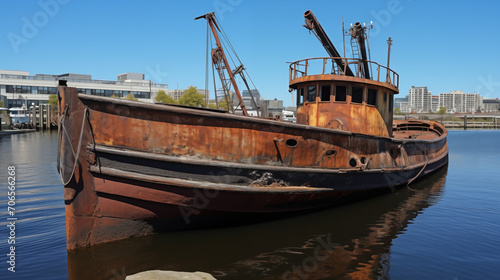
[394,108,401,114]
[0,100,6,115]
[155,90,177,104]
[47,94,59,112]
[178,86,205,107]
[208,101,228,110]
[125,93,138,101]
[48,94,58,106]
[438,107,447,115]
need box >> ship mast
[386,37,393,83]
[195,12,249,116]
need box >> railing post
[343,58,347,76]
[322,58,326,75]
[305,60,308,76]
[377,65,380,82]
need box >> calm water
[0,130,499,279]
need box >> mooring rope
[406,154,428,188]
[57,106,89,186]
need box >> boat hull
[57,86,448,249]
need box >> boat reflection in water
[67,166,447,280]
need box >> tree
[438,107,447,115]
[155,90,177,104]
[0,100,6,115]
[208,101,228,110]
[47,94,59,112]
[48,94,58,106]
[124,93,138,101]
[394,108,401,115]
[178,86,205,107]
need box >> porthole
[360,157,367,164]
[349,158,357,167]
[285,139,298,148]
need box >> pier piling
[29,104,53,130]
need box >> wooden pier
[442,115,500,129]
[394,114,500,130]
[29,104,55,130]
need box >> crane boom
[303,10,354,77]
[195,12,249,116]
[350,22,370,79]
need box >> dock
[30,104,56,130]
[394,114,500,129]
[0,129,36,136]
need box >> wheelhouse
[289,57,399,137]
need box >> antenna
[342,18,346,60]
[386,37,393,83]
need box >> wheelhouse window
[297,88,304,106]
[351,86,363,104]
[335,85,347,102]
[307,85,316,102]
[367,88,378,106]
[320,85,331,101]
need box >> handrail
[289,57,399,89]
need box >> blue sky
[1,0,500,106]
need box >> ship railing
[289,57,399,89]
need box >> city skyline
[396,85,499,114]
[1,0,500,106]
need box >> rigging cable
[214,16,259,113]
[205,20,210,107]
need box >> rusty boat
[57,11,448,250]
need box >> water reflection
[68,166,447,280]
[0,131,68,280]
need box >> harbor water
[0,130,499,279]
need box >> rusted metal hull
[58,85,448,250]
[66,167,448,280]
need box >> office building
[394,96,408,110]
[231,89,263,110]
[399,102,410,113]
[0,69,168,108]
[483,98,500,113]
